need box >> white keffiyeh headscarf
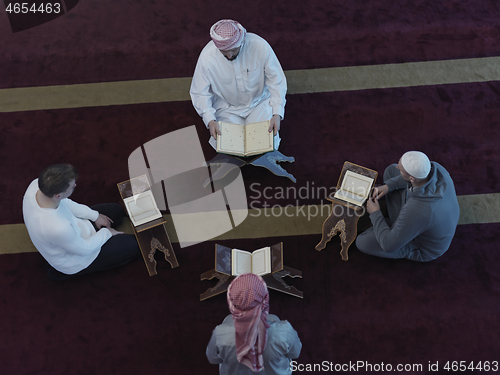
[227,273,270,372]
[210,19,247,51]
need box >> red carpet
[1,1,500,374]
[2,0,500,88]
[1,225,499,374]
[2,83,499,224]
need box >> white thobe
[190,33,287,149]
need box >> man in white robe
[190,19,287,150]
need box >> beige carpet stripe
[2,56,500,113]
[286,56,500,94]
[2,193,499,255]
[0,77,192,113]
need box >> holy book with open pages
[123,190,163,227]
[216,120,274,157]
[231,247,271,276]
[334,170,375,206]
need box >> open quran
[120,175,163,227]
[231,247,271,276]
[334,170,375,206]
[215,245,275,277]
[216,120,273,157]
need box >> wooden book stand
[204,150,296,188]
[316,162,378,260]
[117,175,178,276]
[200,242,303,300]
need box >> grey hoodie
[369,162,460,261]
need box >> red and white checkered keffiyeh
[210,19,247,51]
[227,273,270,372]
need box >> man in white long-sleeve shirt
[23,164,139,281]
[190,19,287,149]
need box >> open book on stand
[333,169,376,206]
[231,247,271,276]
[216,120,274,157]
[120,175,163,227]
[123,191,162,227]
[215,245,276,277]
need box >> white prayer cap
[401,151,431,179]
